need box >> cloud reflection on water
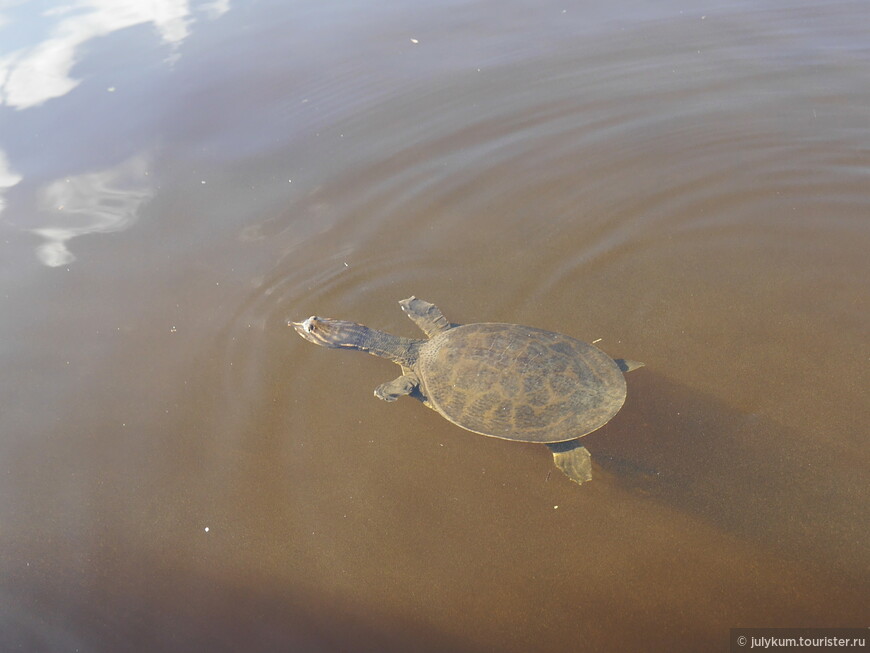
[0,0,207,110]
[0,0,231,264]
[0,150,22,216]
[32,156,152,267]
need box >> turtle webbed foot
[399,296,452,338]
[547,441,593,485]
[374,373,420,402]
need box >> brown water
[1,0,868,651]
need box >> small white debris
[107,86,116,92]
[288,179,292,183]
[204,526,209,532]
[344,261,349,267]
[170,326,177,333]
[592,338,602,344]
[201,180,206,184]
[554,505,559,509]
[410,38,419,44]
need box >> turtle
[290,297,643,485]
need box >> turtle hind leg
[547,441,592,485]
[374,373,420,402]
[399,296,452,338]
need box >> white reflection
[0,0,229,110]
[0,149,22,217]
[200,0,230,19]
[32,156,152,267]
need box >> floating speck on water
[107,86,115,92]
[410,38,419,44]
[204,527,209,533]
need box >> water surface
[1,0,868,651]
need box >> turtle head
[290,314,418,364]
[290,316,363,348]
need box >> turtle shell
[416,323,626,444]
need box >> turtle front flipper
[374,372,420,402]
[547,441,593,484]
[399,296,452,338]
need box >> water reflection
[0,0,230,110]
[32,156,152,266]
[0,149,21,216]
[1,0,868,650]
[0,0,232,264]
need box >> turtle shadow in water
[407,386,429,404]
[582,370,864,575]
[546,440,586,455]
